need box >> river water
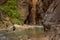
[0,31,9,40]
[0,27,44,40]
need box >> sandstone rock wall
[17,0,53,25]
[43,0,60,40]
[17,0,30,21]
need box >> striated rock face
[17,0,53,25]
[43,0,60,40]
[17,0,35,24]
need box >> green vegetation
[0,0,23,25]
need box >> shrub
[0,0,23,24]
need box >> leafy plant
[0,0,23,24]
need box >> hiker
[13,25,16,31]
